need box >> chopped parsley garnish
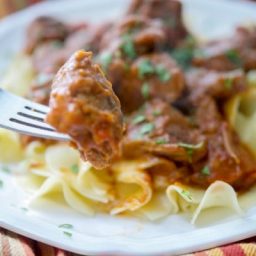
[171,48,194,70]
[178,142,203,162]
[186,148,194,161]
[224,78,233,90]
[225,49,242,66]
[121,34,136,59]
[153,110,161,116]
[138,60,155,79]
[0,180,3,188]
[201,166,210,176]
[58,224,74,229]
[155,65,171,82]
[63,231,72,238]
[132,115,146,125]
[141,82,150,99]
[137,61,171,82]
[59,224,73,237]
[140,123,155,135]
[181,190,192,200]
[155,138,168,145]
[70,164,79,174]
[99,52,112,70]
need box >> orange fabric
[183,242,256,256]
[0,0,42,17]
[0,228,256,256]
[0,228,70,256]
[1,227,256,256]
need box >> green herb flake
[225,49,242,66]
[20,207,28,212]
[70,164,79,174]
[181,190,192,200]
[63,231,72,238]
[100,52,112,71]
[178,142,203,162]
[132,115,146,125]
[153,110,161,116]
[58,224,74,229]
[224,78,233,90]
[138,60,155,79]
[155,65,171,82]
[141,82,150,99]
[155,138,168,145]
[186,148,194,162]
[201,166,210,176]
[140,123,155,135]
[0,180,3,188]
[121,34,136,59]
[171,48,194,70]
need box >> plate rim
[1,200,256,256]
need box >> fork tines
[0,89,70,141]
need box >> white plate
[0,0,256,255]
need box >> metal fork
[0,88,70,141]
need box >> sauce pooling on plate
[46,50,123,169]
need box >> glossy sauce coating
[46,51,123,169]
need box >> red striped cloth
[1,227,256,256]
[0,228,71,256]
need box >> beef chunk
[46,50,124,169]
[25,16,69,54]
[99,15,166,59]
[192,96,256,190]
[186,68,246,102]
[100,52,184,113]
[65,22,112,55]
[123,99,206,163]
[127,0,188,48]
[193,27,256,71]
